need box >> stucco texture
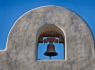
[0,6,94,70]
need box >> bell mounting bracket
[38,31,64,44]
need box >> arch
[37,24,65,39]
[36,24,66,60]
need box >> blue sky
[0,0,95,53]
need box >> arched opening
[36,24,65,60]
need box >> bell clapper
[50,56,51,59]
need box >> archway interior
[37,31,65,60]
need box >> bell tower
[0,6,94,70]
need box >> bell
[44,43,58,59]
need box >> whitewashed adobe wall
[0,6,94,70]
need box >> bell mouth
[44,51,58,56]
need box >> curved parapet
[0,6,94,70]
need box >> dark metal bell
[44,44,58,58]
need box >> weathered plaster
[0,6,94,70]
